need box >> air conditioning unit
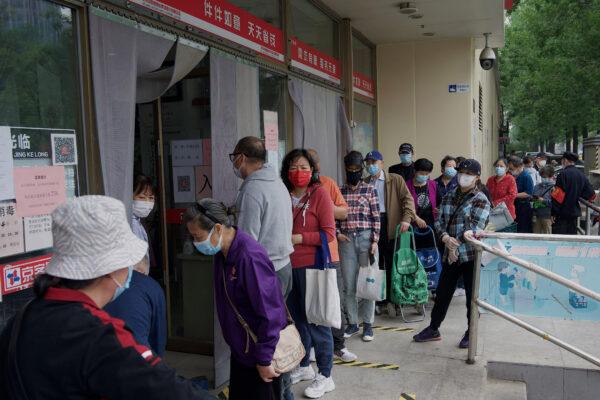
[398,2,418,15]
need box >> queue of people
[1,138,596,400]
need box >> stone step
[484,377,527,400]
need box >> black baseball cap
[536,152,547,158]
[458,159,482,175]
[398,143,414,154]
[562,151,578,163]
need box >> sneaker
[362,323,374,342]
[343,324,359,338]
[290,365,316,385]
[309,347,316,362]
[386,302,397,317]
[304,374,335,399]
[334,347,357,362]
[413,326,441,342]
[459,331,469,349]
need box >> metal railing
[465,230,600,368]
[579,197,600,236]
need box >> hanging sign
[1,254,52,295]
[290,37,341,85]
[352,72,375,99]
[130,0,285,62]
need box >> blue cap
[365,150,383,161]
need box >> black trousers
[553,217,578,235]
[230,357,281,400]
[429,260,474,331]
[377,213,396,303]
[515,200,533,233]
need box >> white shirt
[372,170,386,213]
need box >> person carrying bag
[356,253,386,302]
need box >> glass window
[0,0,82,328]
[259,69,287,170]
[353,100,375,156]
[353,34,374,78]
[228,0,281,28]
[290,0,338,58]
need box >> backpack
[391,225,429,305]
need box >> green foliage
[501,0,600,147]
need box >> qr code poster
[51,133,78,166]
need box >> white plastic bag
[305,268,342,329]
[356,255,386,301]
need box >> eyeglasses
[228,153,242,162]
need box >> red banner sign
[130,0,285,62]
[352,72,375,99]
[290,37,341,85]
[2,254,52,295]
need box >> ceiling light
[398,2,418,15]
[409,13,423,19]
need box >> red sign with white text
[130,0,285,62]
[2,254,52,295]
[290,37,341,85]
[352,72,375,99]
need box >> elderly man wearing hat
[413,159,490,349]
[364,150,415,316]
[0,196,216,400]
[551,152,596,235]
[388,143,416,182]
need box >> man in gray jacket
[231,136,294,298]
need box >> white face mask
[132,200,154,218]
[538,160,547,168]
[458,173,477,188]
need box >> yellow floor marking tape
[333,359,400,371]
[371,325,415,333]
[400,393,416,400]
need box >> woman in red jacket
[486,158,518,219]
[281,149,336,399]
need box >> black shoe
[413,326,441,342]
[459,331,469,349]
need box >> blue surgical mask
[400,154,412,164]
[495,166,506,177]
[193,226,222,256]
[111,266,133,302]
[367,164,380,176]
[542,178,554,184]
[444,167,457,178]
[415,174,429,184]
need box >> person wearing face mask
[281,149,336,399]
[131,174,155,262]
[508,156,534,233]
[435,156,459,200]
[0,196,216,400]
[486,158,518,220]
[523,156,542,186]
[184,199,288,400]
[407,158,440,232]
[388,143,416,182]
[338,151,380,342]
[413,159,490,349]
[534,152,548,171]
[532,165,556,234]
[364,150,415,316]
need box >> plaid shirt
[435,187,490,264]
[338,181,381,242]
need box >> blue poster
[479,238,600,321]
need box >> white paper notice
[0,201,24,258]
[171,140,203,166]
[263,111,279,151]
[172,166,196,203]
[0,127,15,201]
[24,215,53,252]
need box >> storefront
[0,0,377,388]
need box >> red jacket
[290,184,336,268]
[486,174,518,219]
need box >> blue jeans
[339,230,375,325]
[287,268,334,377]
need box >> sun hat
[45,195,148,280]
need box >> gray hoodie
[235,163,293,271]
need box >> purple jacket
[407,179,438,220]
[214,229,287,367]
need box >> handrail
[579,197,599,235]
[464,230,600,368]
[579,197,600,213]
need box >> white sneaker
[334,347,357,362]
[290,365,316,385]
[309,347,316,362]
[304,374,335,399]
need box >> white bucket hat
[45,195,148,280]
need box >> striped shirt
[338,181,381,242]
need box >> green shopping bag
[391,225,429,305]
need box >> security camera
[479,33,496,71]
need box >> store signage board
[352,72,375,99]
[1,254,52,295]
[130,0,285,62]
[290,37,341,85]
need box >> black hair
[455,156,466,165]
[540,165,555,178]
[344,151,364,168]
[494,158,507,167]
[523,156,534,166]
[133,174,155,196]
[183,198,235,231]
[508,156,523,168]
[34,274,98,298]
[440,155,456,170]
[414,158,434,173]
[280,149,320,191]
[234,136,266,163]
